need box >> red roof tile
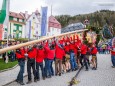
[9,12,25,19]
[48,15,61,29]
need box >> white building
[21,10,41,39]
[48,15,61,36]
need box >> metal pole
[51,5,52,16]
[5,0,10,63]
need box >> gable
[27,13,40,23]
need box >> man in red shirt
[16,47,25,85]
[45,43,55,78]
[80,41,89,71]
[36,44,45,81]
[55,42,65,76]
[27,45,37,84]
[110,42,115,68]
[69,40,78,71]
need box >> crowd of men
[15,34,98,85]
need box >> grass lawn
[0,59,18,71]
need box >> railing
[0,29,88,54]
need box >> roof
[9,12,24,19]
[61,22,85,33]
[49,15,60,24]
[48,15,61,29]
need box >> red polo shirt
[111,46,115,55]
[80,44,87,54]
[36,49,45,63]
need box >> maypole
[6,0,10,63]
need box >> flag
[41,7,48,36]
[28,21,31,40]
[0,0,9,40]
[0,24,3,40]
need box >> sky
[0,0,115,16]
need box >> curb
[0,64,18,73]
[2,75,28,86]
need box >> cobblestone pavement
[77,54,115,86]
[4,54,115,86]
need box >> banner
[28,21,31,40]
[41,7,48,36]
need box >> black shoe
[55,74,58,76]
[47,76,51,78]
[74,68,78,71]
[52,74,54,76]
[111,66,115,68]
[19,82,25,85]
[37,79,40,81]
[15,79,20,83]
[59,73,61,76]
[62,71,64,74]
[72,69,74,71]
[85,69,88,71]
[92,67,95,70]
[88,63,90,67]
[34,79,37,82]
[68,69,71,72]
[43,77,45,80]
[26,80,32,84]
[94,67,97,70]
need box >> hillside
[55,10,115,28]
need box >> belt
[28,58,35,60]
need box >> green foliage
[0,59,18,71]
[55,10,115,29]
[14,38,28,42]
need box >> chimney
[25,11,28,20]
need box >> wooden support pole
[0,29,88,54]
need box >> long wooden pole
[0,29,88,54]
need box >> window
[19,27,22,31]
[19,19,22,22]
[13,33,16,38]
[13,18,17,21]
[52,28,54,31]
[19,33,22,38]
[14,26,16,30]
[33,17,35,19]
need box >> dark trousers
[11,51,15,62]
[111,55,115,66]
[46,59,54,77]
[44,58,48,77]
[27,58,36,81]
[80,54,88,69]
[17,60,25,82]
[36,62,45,79]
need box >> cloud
[46,0,115,16]
[0,0,115,15]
